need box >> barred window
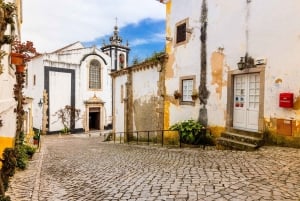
[89,60,101,89]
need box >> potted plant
[10,52,24,65]
[191,89,199,100]
[10,39,39,68]
[33,131,40,145]
[173,90,182,99]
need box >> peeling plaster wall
[112,62,164,133]
[206,0,300,123]
[165,0,202,126]
[167,0,300,141]
[132,67,161,131]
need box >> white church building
[24,26,129,134]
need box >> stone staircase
[217,129,264,151]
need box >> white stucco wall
[49,71,71,131]
[167,0,300,128]
[0,53,17,138]
[24,45,113,133]
[132,67,159,100]
[113,74,127,133]
[24,56,45,130]
[0,0,22,140]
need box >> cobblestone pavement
[6,134,300,201]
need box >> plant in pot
[191,89,199,101]
[12,41,39,148]
[11,39,39,72]
[0,115,3,127]
[33,131,40,145]
[173,90,182,99]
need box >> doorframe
[84,96,105,132]
[88,108,101,130]
[226,66,265,132]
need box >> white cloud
[130,32,165,47]
[22,0,165,52]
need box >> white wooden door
[233,73,260,131]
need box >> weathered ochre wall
[264,117,300,147]
[164,0,300,147]
[210,51,227,100]
[133,97,161,131]
[0,137,15,165]
[163,1,172,131]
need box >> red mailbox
[279,93,294,108]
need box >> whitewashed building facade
[162,0,300,147]
[112,0,300,147]
[25,26,130,133]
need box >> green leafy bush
[170,120,203,145]
[15,145,28,170]
[15,144,37,169]
[23,144,36,159]
[0,195,11,201]
[170,119,215,146]
[0,148,16,192]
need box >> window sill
[179,101,195,106]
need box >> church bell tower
[101,21,130,71]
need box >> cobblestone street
[6,134,300,201]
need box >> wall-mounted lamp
[38,98,43,108]
[157,0,170,4]
[166,37,173,41]
[237,53,254,70]
[186,27,193,34]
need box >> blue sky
[83,18,166,65]
[22,0,166,60]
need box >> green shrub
[15,145,29,170]
[0,148,16,192]
[170,119,216,146]
[0,195,11,201]
[23,144,36,159]
[170,119,203,145]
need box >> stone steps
[217,129,264,151]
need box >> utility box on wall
[279,93,294,108]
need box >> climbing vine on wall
[199,0,209,105]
